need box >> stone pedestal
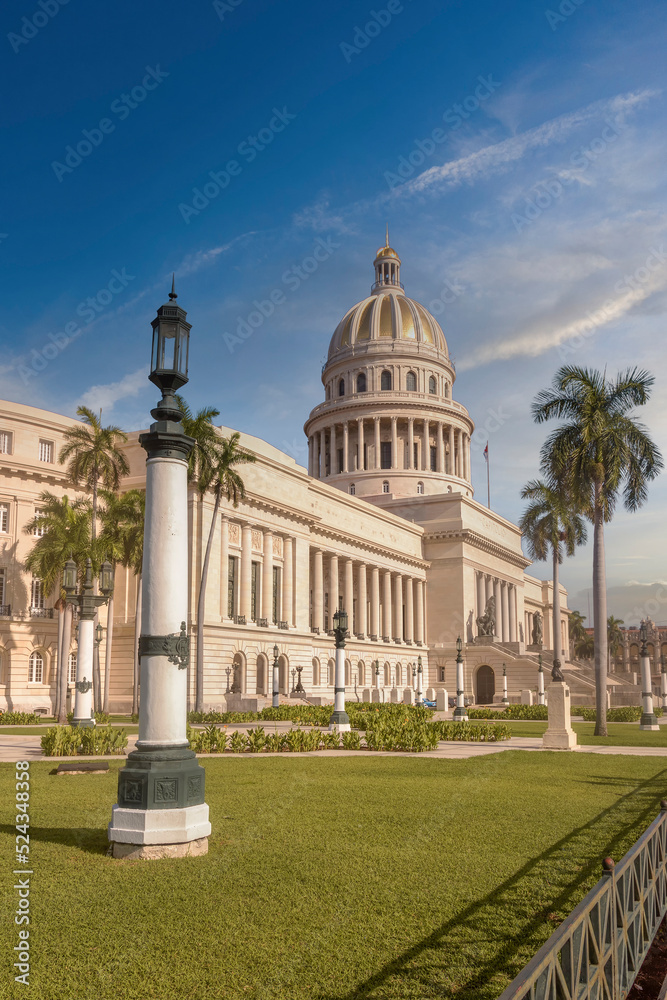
[521,689,534,705]
[542,682,577,750]
[436,689,448,711]
[474,634,499,645]
[403,687,414,705]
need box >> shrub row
[187,724,361,754]
[41,725,128,756]
[430,721,512,742]
[571,705,663,722]
[0,711,42,725]
[188,702,434,729]
[66,711,111,725]
[468,705,548,720]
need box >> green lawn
[2,754,667,999]
[481,719,667,746]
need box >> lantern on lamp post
[453,636,468,721]
[62,557,114,728]
[639,620,659,731]
[108,279,210,860]
[329,608,351,731]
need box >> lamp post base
[110,836,209,861]
[71,717,96,728]
[453,707,468,722]
[640,714,660,731]
[328,710,350,732]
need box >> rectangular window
[250,561,259,621]
[0,503,8,533]
[337,448,343,474]
[272,565,280,623]
[414,443,419,468]
[31,577,44,610]
[39,440,53,463]
[227,556,237,618]
[33,510,46,537]
[380,442,392,469]
[430,445,437,472]
[0,431,12,454]
[68,653,77,683]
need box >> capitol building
[0,241,570,713]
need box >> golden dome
[328,290,448,359]
[375,245,400,260]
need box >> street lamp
[639,620,659,730]
[453,636,468,721]
[62,557,114,728]
[537,654,545,706]
[272,644,280,708]
[416,655,423,706]
[225,666,232,694]
[108,280,210,860]
[374,659,380,688]
[661,655,667,711]
[502,664,509,705]
[329,608,351,731]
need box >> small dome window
[428,375,437,394]
[349,483,356,495]
[406,371,417,391]
[338,379,345,396]
[381,370,392,391]
[382,481,390,494]
[356,373,367,393]
[417,482,424,494]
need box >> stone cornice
[310,523,428,572]
[424,528,530,569]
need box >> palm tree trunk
[59,605,72,724]
[196,491,221,713]
[552,545,561,666]
[593,486,608,736]
[55,602,64,719]
[132,575,142,717]
[103,592,114,714]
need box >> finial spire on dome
[385,222,389,247]
[169,273,177,301]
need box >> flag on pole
[483,442,489,461]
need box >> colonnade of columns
[220,519,295,628]
[309,550,426,645]
[475,571,517,643]
[307,417,471,481]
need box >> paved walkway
[3,733,667,762]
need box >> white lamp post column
[272,644,280,708]
[537,656,546,706]
[453,637,468,721]
[329,608,351,731]
[108,281,211,860]
[502,664,509,705]
[639,620,659,730]
[661,656,667,711]
[416,655,423,706]
[63,558,114,728]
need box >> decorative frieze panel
[252,529,262,551]
[228,523,240,545]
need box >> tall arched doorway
[475,664,495,704]
[231,652,246,694]
[256,654,268,695]
[279,655,289,694]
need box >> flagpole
[485,441,490,509]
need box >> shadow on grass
[323,768,667,1000]
[0,823,109,856]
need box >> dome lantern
[373,226,402,292]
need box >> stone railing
[498,801,667,1000]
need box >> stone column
[261,531,273,621]
[437,422,445,473]
[374,417,381,469]
[282,536,293,626]
[476,571,485,621]
[329,554,339,628]
[240,524,252,620]
[330,424,337,475]
[370,567,380,639]
[343,421,349,474]
[405,577,414,642]
[357,418,365,471]
[344,559,354,634]
[448,424,455,475]
[509,584,517,642]
[485,574,493,605]
[391,416,398,469]
[407,418,414,469]
[501,581,510,643]
[466,435,471,481]
[394,574,403,641]
[422,419,430,471]
[494,578,502,638]
[219,517,229,618]
[307,437,313,477]
[358,563,367,637]
[382,571,392,640]
[415,580,425,644]
[313,549,324,632]
[319,429,326,478]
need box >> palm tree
[98,489,145,715]
[24,493,92,722]
[193,433,255,712]
[568,610,587,657]
[59,406,130,711]
[519,480,586,671]
[175,396,221,492]
[533,366,663,736]
[575,634,595,660]
[607,615,625,672]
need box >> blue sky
[2,0,666,622]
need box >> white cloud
[77,366,148,415]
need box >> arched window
[327,658,334,685]
[396,663,402,685]
[417,482,424,494]
[338,379,345,396]
[382,481,390,494]
[28,651,43,683]
[312,657,320,686]
[381,370,392,391]
[358,661,365,685]
[406,371,417,391]
[384,662,391,686]
[349,483,356,495]
[325,384,330,400]
[356,373,367,393]
[68,651,77,683]
[428,375,437,394]
[345,660,351,686]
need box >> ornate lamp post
[639,620,659,731]
[329,608,351,731]
[108,281,210,859]
[502,664,509,705]
[411,662,417,690]
[62,557,114,728]
[225,666,232,693]
[537,654,545,706]
[661,655,667,711]
[416,655,423,706]
[272,644,280,708]
[374,659,380,688]
[453,637,468,721]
